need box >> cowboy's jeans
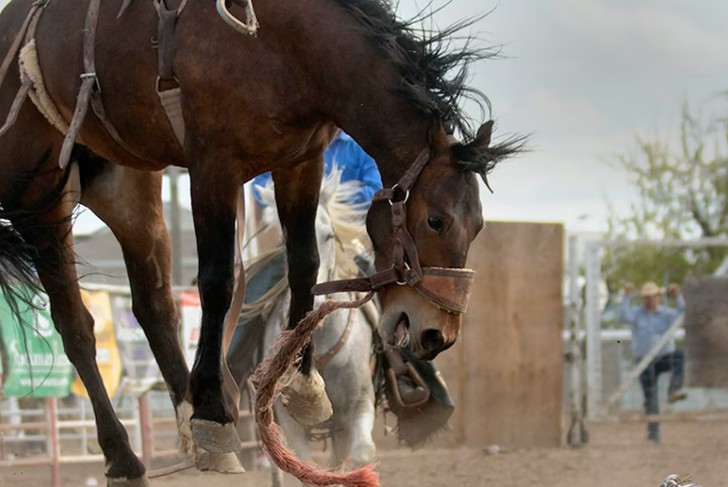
[638,350,685,441]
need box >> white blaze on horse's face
[372,157,484,360]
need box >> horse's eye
[427,216,445,233]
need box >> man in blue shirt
[252,130,382,207]
[619,281,688,443]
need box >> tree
[603,98,728,292]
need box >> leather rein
[312,149,476,315]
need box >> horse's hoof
[281,368,333,426]
[190,418,243,454]
[195,449,246,473]
[107,475,151,487]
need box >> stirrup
[384,347,430,409]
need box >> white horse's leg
[348,399,376,465]
[270,464,285,487]
[270,400,312,486]
[329,306,377,467]
[331,398,376,466]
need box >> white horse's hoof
[190,419,243,454]
[281,368,333,426]
[350,442,377,467]
[195,449,246,473]
[107,476,150,487]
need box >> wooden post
[446,222,564,448]
[566,235,587,446]
[168,167,183,286]
[46,397,61,487]
[138,395,154,470]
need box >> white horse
[228,168,378,484]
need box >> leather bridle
[312,149,475,315]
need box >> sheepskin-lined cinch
[18,39,69,135]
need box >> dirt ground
[2,420,727,487]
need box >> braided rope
[251,293,380,487]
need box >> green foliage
[604,98,728,292]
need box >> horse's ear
[474,120,494,150]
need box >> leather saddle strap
[155,0,183,81]
[0,2,47,137]
[58,0,103,169]
[0,1,44,92]
[83,0,143,159]
[61,0,144,168]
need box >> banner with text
[110,295,164,394]
[71,290,123,398]
[0,288,73,397]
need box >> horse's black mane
[333,0,523,176]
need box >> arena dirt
[3,421,726,486]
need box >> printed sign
[110,295,164,394]
[180,291,202,368]
[71,290,122,398]
[0,287,73,397]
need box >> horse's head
[367,120,511,360]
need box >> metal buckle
[388,184,410,206]
[395,262,411,285]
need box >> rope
[251,292,380,487]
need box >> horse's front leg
[272,160,332,426]
[187,154,243,453]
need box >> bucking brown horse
[0,0,519,485]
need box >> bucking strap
[154,0,187,147]
[154,0,183,81]
[157,84,185,146]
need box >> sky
[5,0,727,236]
[436,0,728,235]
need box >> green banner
[0,287,73,397]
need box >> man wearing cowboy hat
[619,281,688,443]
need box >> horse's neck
[183,0,439,184]
[263,0,438,186]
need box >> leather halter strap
[313,309,354,368]
[312,148,476,315]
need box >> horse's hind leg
[15,158,148,485]
[79,159,243,473]
[78,159,193,450]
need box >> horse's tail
[0,157,77,318]
[0,217,41,317]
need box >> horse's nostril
[420,329,445,353]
